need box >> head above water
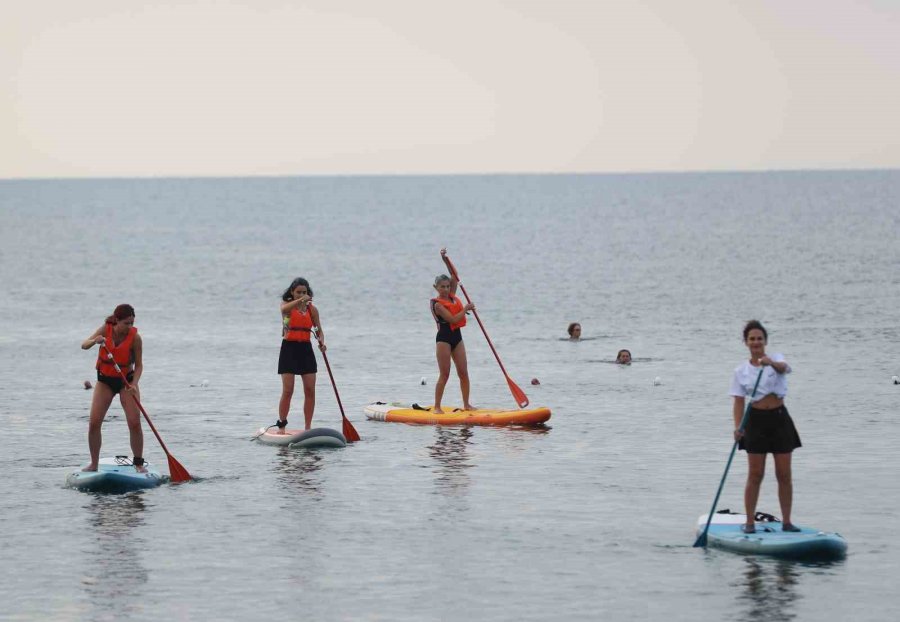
[616,349,632,364]
[567,322,582,338]
[282,277,314,302]
[742,319,768,343]
[105,304,135,326]
[433,274,453,297]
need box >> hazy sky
[2,0,898,178]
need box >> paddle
[100,344,193,483]
[693,366,765,547]
[441,251,529,408]
[312,328,360,443]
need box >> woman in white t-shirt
[729,320,802,534]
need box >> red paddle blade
[508,377,529,409]
[167,455,192,483]
[342,416,361,443]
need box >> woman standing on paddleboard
[431,249,476,414]
[80,304,144,472]
[278,277,324,431]
[730,320,802,533]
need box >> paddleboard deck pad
[697,510,847,561]
[255,426,347,448]
[364,402,551,426]
[66,456,164,493]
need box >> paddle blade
[693,532,708,548]
[342,416,361,443]
[507,377,529,409]
[167,455,192,483]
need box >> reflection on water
[82,494,149,620]
[735,557,801,622]
[428,427,474,496]
[272,448,324,495]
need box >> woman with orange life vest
[277,277,325,431]
[80,304,144,472]
[431,249,476,414]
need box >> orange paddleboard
[364,402,551,426]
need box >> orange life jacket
[96,324,137,376]
[431,296,466,330]
[284,304,314,342]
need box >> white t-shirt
[729,353,791,402]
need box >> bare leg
[744,453,766,529]
[85,383,115,471]
[773,452,794,526]
[120,387,144,470]
[301,373,316,430]
[279,374,295,432]
[433,342,452,414]
[451,341,475,411]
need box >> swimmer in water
[616,349,632,365]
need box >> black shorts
[739,405,802,454]
[96,370,134,396]
[278,340,317,375]
[436,326,463,351]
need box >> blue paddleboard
[66,456,164,493]
[697,512,847,561]
[255,426,346,449]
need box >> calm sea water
[1,171,898,621]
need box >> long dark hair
[282,277,314,302]
[742,319,768,342]
[105,304,135,325]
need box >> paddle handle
[694,366,765,547]
[442,253,529,408]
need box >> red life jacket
[96,324,137,376]
[284,304,314,342]
[431,296,466,330]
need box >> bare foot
[463,404,477,411]
[432,407,444,414]
[82,464,98,472]
[135,465,148,474]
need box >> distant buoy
[653,377,661,386]
[893,375,899,385]
[83,380,92,390]
[420,376,427,385]
[200,379,209,387]
[530,378,540,385]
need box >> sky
[2,0,899,179]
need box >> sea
[0,170,898,621]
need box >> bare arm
[310,305,325,351]
[760,355,789,374]
[280,295,311,316]
[130,333,143,387]
[440,248,459,297]
[732,396,745,441]
[433,301,474,325]
[81,326,105,350]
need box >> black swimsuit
[433,300,463,351]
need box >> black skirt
[739,404,802,454]
[278,340,317,375]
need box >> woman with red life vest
[431,249,476,414]
[277,277,325,431]
[80,304,144,472]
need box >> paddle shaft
[312,330,360,442]
[442,254,529,408]
[99,344,192,480]
[693,366,765,547]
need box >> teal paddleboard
[66,456,164,493]
[697,511,847,561]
